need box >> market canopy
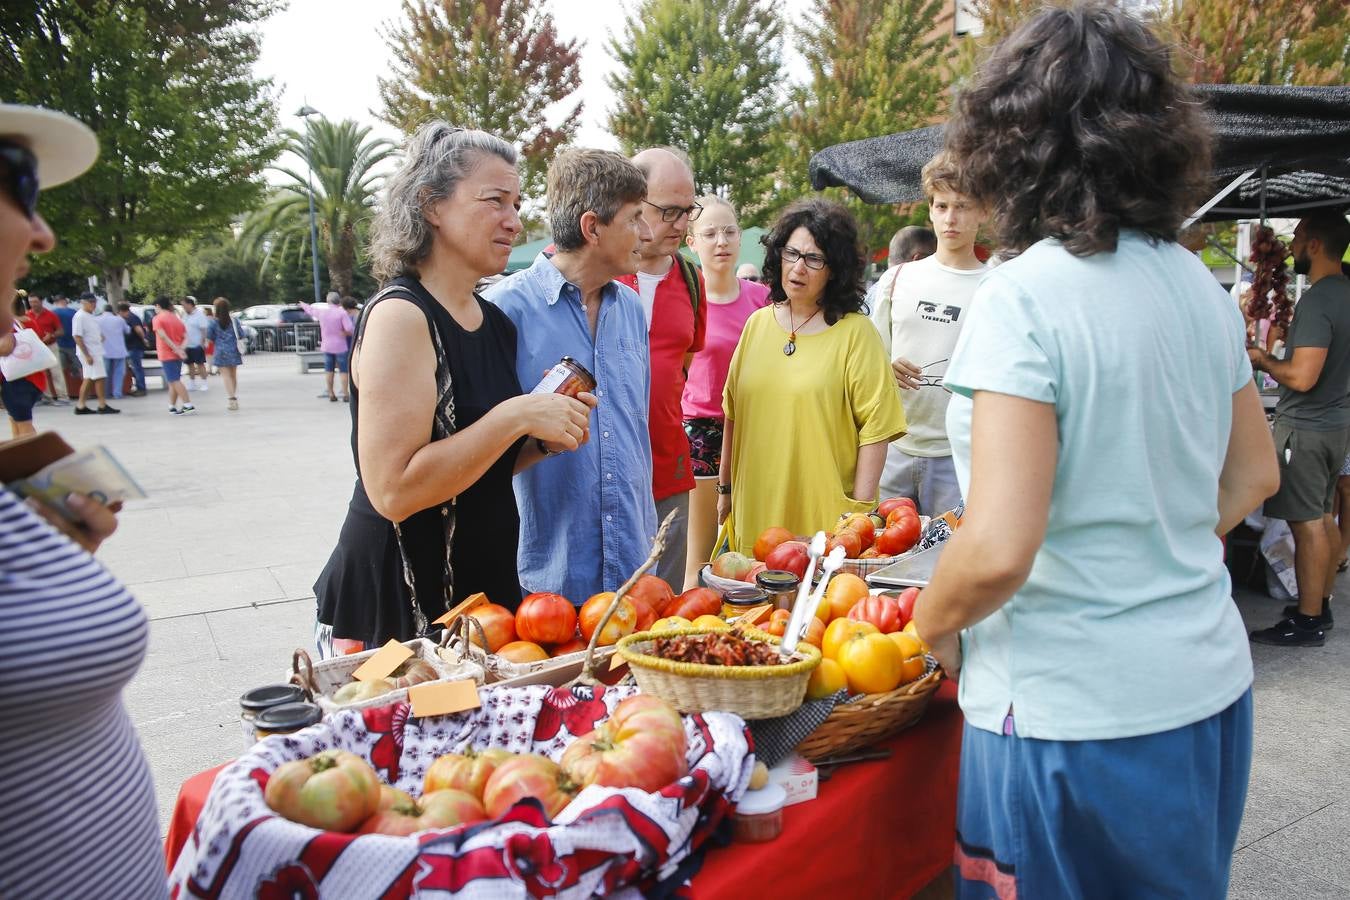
[808,84,1350,222]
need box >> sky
[254,0,813,164]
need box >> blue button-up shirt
[485,254,657,604]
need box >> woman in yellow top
[717,198,906,555]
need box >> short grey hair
[368,121,517,282]
[326,290,339,303]
[548,149,647,252]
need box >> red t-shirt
[153,311,187,361]
[5,321,47,392]
[27,308,60,343]
[618,258,707,501]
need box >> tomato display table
[165,682,963,895]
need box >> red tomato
[847,593,903,633]
[482,754,578,819]
[548,636,588,656]
[877,497,917,518]
[660,587,724,621]
[467,603,517,653]
[628,575,675,623]
[893,587,920,629]
[497,640,550,663]
[514,592,577,645]
[560,694,688,793]
[875,513,921,556]
[753,526,796,562]
[264,749,382,832]
[763,608,791,636]
[358,789,487,836]
[424,747,514,798]
[579,592,638,646]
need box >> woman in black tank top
[313,124,596,650]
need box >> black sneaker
[1250,616,1326,647]
[1281,601,1333,630]
[97,405,120,414]
[181,404,196,413]
[73,406,95,415]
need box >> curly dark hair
[761,198,867,324]
[944,2,1213,257]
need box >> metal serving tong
[781,535,846,659]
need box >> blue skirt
[955,689,1252,899]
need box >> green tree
[132,230,271,306]
[238,119,398,298]
[378,0,582,203]
[776,0,952,251]
[0,0,282,303]
[606,0,786,221]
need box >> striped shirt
[0,488,166,899]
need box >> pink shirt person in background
[301,292,355,402]
[680,195,770,588]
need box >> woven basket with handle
[616,626,820,720]
[794,659,943,762]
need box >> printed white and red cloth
[168,684,753,899]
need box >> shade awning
[809,85,1350,222]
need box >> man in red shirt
[618,148,707,589]
[25,293,67,403]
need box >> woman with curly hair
[716,198,905,555]
[909,3,1279,896]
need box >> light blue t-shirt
[944,231,1254,741]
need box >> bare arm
[1250,345,1327,393]
[355,299,590,522]
[716,417,735,524]
[852,440,889,503]
[0,333,13,356]
[1217,381,1280,535]
[74,334,92,362]
[912,392,1058,661]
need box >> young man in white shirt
[869,152,989,515]
[71,292,118,414]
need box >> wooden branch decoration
[576,508,679,685]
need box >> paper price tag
[410,679,481,717]
[734,604,773,625]
[432,591,489,627]
[351,639,413,682]
[608,648,626,671]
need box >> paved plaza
[41,352,1350,897]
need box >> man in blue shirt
[50,294,78,391]
[486,149,656,605]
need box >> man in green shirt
[1249,210,1350,646]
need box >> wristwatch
[714,483,731,495]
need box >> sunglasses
[0,143,39,220]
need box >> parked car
[240,304,318,351]
[133,305,256,356]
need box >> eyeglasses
[0,143,40,220]
[693,225,740,242]
[782,246,828,270]
[644,199,703,223]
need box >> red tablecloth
[166,682,964,895]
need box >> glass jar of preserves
[756,570,801,611]
[239,684,307,747]
[733,783,786,843]
[252,701,323,742]
[721,586,769,621]
[531,356,597,398]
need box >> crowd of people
[2,1,1349,896]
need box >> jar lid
[756,570,801,591]
[723,587,768,607]
[559,356,596,383]
[254,702,323,733]
[239,684,307,712]
[736,783,786,815]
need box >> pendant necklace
[783,304,823,356]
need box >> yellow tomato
[822,618,878,661]
[651,616,692,633]
[823,573,869,622]
[901,620,930,653]
[836,632,904,694]
[886,632,927,683]
[805,657,847,700]
[692,614,730,631]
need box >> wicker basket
[616,626,820,720]
[793,658,943,762]
[288,640,483,714]
[436,615,616,686]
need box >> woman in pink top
[681,195,769,588]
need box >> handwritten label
[433,592,489,627]
[351,639,413,682]
[410,679,481,717]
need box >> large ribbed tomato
[515,592,577,645]
[357,789,487,836]
[264,750,382,832]
[482,754,578,819]
[424,747,514,798]
[560,694,688,793]
[847,593,903,634]
[467,602,517,652]
[579,592,637,646]
[836,631,905,694]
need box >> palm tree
[240,118,398,297]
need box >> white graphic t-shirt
[869,255,987,456]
